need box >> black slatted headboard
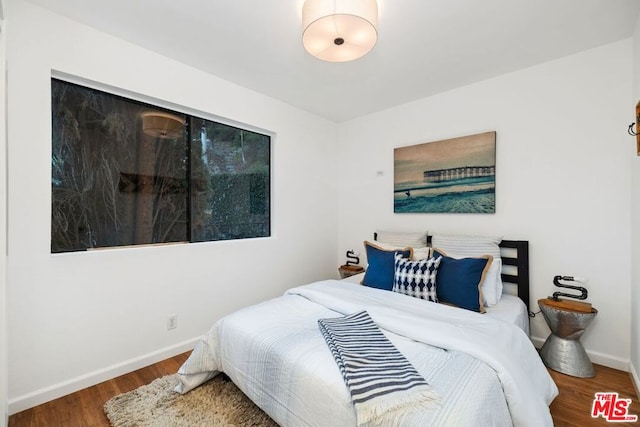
[497,240,530,312]
[373,233,530,312]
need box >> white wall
[5,0,638,416]
[630,13,640,391]
[0,0,7,423]
[336,40,633,370]
[5,0,338,413]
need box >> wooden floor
[549,364,639,426]
[8,354,639,426]
[8,353,190,427]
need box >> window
[51,79,270,253]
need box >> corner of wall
[531,336,630,372]
[0,4,7,425]
[630,9,640,401]
[630,363,640,399]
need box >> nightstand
[338,264,364,279]
[538,298,598,378]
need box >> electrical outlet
[167,314,178,330]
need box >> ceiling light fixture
[302,0,378,63]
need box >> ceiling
[26,0,640,122]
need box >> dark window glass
[51,79,270,253]
[190,119,271,242]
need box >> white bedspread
[344,272,530,335]
[177,280,557,426]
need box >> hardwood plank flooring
[550,364,639,426]
[8,355,639,426]
[8,352,189,427]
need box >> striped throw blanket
[318,310,440,425]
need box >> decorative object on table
[338,249,365,279]
[627,100,640,155]
[543,275,592,313]
[538,274,597,377]
[345,250,360,266]
[393,131,496,214]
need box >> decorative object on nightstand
[538,275,598,378]
[628,100,640,155]
[338,250,365,279]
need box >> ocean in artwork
[394,132,496,214]
[394,176,495,213]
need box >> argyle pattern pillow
[392,254,441,302]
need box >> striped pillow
[431,234,502,257]
[372,241,430,261]
[376,230,428,248]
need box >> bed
[176,233,558,426]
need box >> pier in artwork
[423,165,495,183]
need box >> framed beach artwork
[394,131,496,213]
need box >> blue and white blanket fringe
[318,310,440,425]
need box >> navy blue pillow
[433,249,491,313]
[362,241,412,291]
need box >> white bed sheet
[343,272,530,335]
[177,280,557,427]
[486,294,530,334]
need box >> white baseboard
[8,338,198,415]
[629,363,640,398]
[531,336,630,372]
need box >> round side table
[338,264,364,279]
[538,298,598,378]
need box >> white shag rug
[104,374,278,427]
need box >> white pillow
[373,241,430,261]
[431,234,503,305]
[375,230,428,248]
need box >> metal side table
[538,299,598,378]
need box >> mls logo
[592,392,638,422]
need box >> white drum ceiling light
[302,0,378,63]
